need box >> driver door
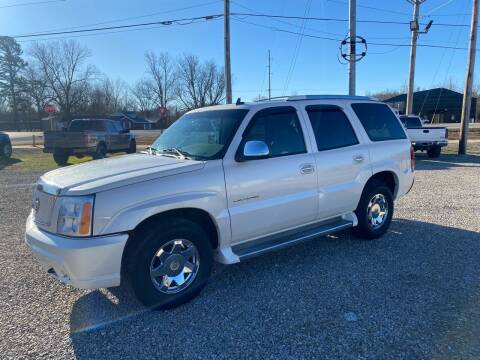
[223,106,318,245]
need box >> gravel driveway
[1,152,479,359]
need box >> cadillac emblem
[33,198,40,212]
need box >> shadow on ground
[0,157,21,170]
[70,219,480,359]
[415,152,480,171]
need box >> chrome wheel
[367,194,388,229]
[149,239,200,295]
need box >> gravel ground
[1,151,480,359]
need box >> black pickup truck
[44,119,136,165]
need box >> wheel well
[130,208,219,250]
[369,171,397,196]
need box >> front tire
[92,143,107,160]
[427,146,441,158]
[123,218,213,310]
[353,179,394,239]
[1,142,12,159]
[53,150,69,165]
[127,139,136,154]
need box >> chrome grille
[33,189,57,226]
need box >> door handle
[353,155,364,163]
[300,163,315,174]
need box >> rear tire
[427,146,441,158]
[1,142,12,159]
[127,139,136,154]
[122,218,213,310]
[353,179,394,240]
[92,143,107,160]
[53,150,69,166]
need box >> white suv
[26,95,415,309]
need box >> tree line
[0,36,225,130]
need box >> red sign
[44,104,55,114]
[158,106,167,116]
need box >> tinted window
[243,107,306,157]
[306,105,358,151]
[351,103,407,141]
[399,116,422,128]
[151,109,248,160]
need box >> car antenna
[236,97,244,105]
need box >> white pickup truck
[399,115,448,158]
[26,95,415,309]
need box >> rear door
[302,104,372,219]
[223,106,318,244]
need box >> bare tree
[0,36,27,130]
[102,77,129,113]
[175,54,225,111]
[131,78,155,116]
[30,40,96,121]
[22,63,50,128]
[145,51,176,109]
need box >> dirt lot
[0,145,480,359]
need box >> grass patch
[0,149,94,171]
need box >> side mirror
[239,140,270,161]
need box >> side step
[232,218,353,260]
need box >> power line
[10,14,223,39]
[326,0,411,16]
[13,0,220,36]
[235,19,474,51]
[231,0,346,38]
[0,0,65,8]
[283,0,313,95]
[231,12,475,28]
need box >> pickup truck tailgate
[44,131,91,149]
[406,127,448,143]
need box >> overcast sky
[1,0,476,100]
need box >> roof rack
[254,95,375,103]
[286,95,374,101]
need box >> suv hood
[40,154,205,196]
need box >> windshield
[151,109,249,160]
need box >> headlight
[57,195,94,237]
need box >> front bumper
[25,214,128,289]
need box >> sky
[0,0,476,101]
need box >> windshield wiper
[161,147,191,160]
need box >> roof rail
[254,96,289,102]
[286,95,374,101]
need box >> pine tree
[0,36,26,131]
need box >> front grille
[33,190,57,226]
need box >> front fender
[100,191,225,234]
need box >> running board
[232,218,353,260]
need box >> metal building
[384,88,477,123]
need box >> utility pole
[348,0,356,96]
[459,0,479,155]
[268,50,272,100]
[224,0,232,104]
[406,0,431,115]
